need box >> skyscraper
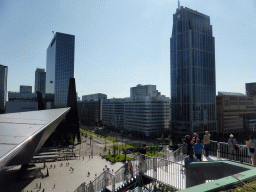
[170,6,217,137]
[46,32,75,108]
[0,65,8,113]
[35,68,46,94]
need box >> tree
[168,135,172,145]
[149,143,153,154]
[69,135,74,145]
[85,133,88,141]
[156,144,159,152]
[89,135,93,147]
[161,134,165,144]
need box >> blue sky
[0,0,256,99]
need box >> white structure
[102,98,124,129]
[102,85,170,137]
[35,68,46,93]
[82,93,107,101]
[0,65,8,113]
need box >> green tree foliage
[161,134,165,143]
[69,135,74,145]
[168,135,172,145]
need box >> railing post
[112,174,115,192]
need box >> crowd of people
[181,131,256,166]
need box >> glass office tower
[46,32,75,108]
[35,68,46,94]
[170,6,217,136]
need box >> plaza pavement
[22,136,125,192]
[22,156,123,192]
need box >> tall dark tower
[170,6,217,137]
[66,78,80,140]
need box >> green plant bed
[134,151,165,157]
[109,144,133,150]
[103,154,132,162]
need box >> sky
[0,0,256,99]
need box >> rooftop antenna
[178,0,180,9]
[52,31,54,36]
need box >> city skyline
[1,0,256,99]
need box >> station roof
[0,108,70,171]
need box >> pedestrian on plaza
[228,134,238,161]
[203,131,211,157]
[194,138,204,161]
[39,182,41,189]
[184,150,199,166]
[184,135,193,155]
[53,183,55,189]
[36,183,38,188]
[246,135,256,165]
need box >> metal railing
[142,154,185,190]
[74,140,254,192]
[209,141,250,163]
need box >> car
[169,144,179,151]
[126,150,132,154]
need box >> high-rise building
[0,65,8,113]
[246,83,256,97]
[102,85,170,138]
[170,6,217,137]
[46,32,75,108]
[35,68,46,94]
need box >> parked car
[126,150,132,154]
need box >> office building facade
[102,85,170,138]
[246,83,256,97]
[35,68,46,94]
[170,6,217,136]
[0,65,8,113]
[20,85,32,93]
[46,32,75,108]
[82,93,107,101]
[216,92,256,133]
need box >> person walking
[228,134,238,161]
[246,135,256,165]
[203,131,211,157]
[194,139,204,161]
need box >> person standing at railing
[139,144,147,173]
[228,134,238,161]
[246,135,256,165]
[184,135,193,155]
[203,131,211,157]
[191,133,199,145]
[184,150,199,166]
[178,139,187,159]
[194,139,204,161]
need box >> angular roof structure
[0,108,70,171]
